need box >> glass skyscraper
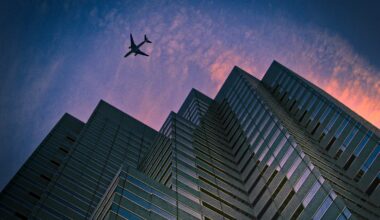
[1,61,379,219]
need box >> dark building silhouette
[1,61,379,219]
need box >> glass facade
[1,61,379,219]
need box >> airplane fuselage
[130,42,145,54]
[124,34,151,57]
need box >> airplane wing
[124,51,133,57]
[135,49,149,56]
[130,34,136,47]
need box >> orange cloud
[307,69,380,128]
[209,51,257,91]
[325,80,380,128]
[265,24,380,129]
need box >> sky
[0,0,379,190]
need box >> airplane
[124,34,152,57]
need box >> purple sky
[1,0,379,190]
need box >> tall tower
[1,61,379,219]
[0,101,158,219]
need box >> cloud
[209,50,257,90]
[311,63,380,127]
[95,2,380,128]
[280,29,380,128]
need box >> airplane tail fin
[144,35,152,43]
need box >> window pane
[353,131,373,156]
[313,194,333,220]
[303,180,321,207]
[362,144,380,172]
[294,168,311,192]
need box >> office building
[1,61,379,219]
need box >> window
[66,136,76,142]
[286,157,302,179]
[253,139,264,154]
[289,100,297,111]
[277,73,287,85]
[334,118,350,138]
[118,187,175,220]
[294,168,311,192]
[366,175,379,196]
[285,79,296,94]
[306,96,317,111]
[273,177,287,198]
[59,147,69,153]
[267,156,275,167]
[268,130,281,149]
[257,198,273,219]
[337,207,352,220]
[311,122,321,135]
[252,186,268,207]
[303,178,323,207]
[280,92,288,102]
[273,137,287,157]
[298,92,311,109]
[295,86,305,101]
[127,175,176,205]
[353,131,373,157]
[319,106,332,123]
[112,204,143,220]
[248,165,268,194]
[339,123,359,152]
[287,83,298,101]
[279,147,293,168]
[361,144,380,173]
[118,188,150,209]
[323,112,339,134]
[343,155,356,170]
[309,101,324,120]
[244,161,259,183]
[312,192,336,220]
[202,201,235,220]
[291,204,304,220]
[325,137,336,151]
[263,122,276,139]
[277,190,295,217]
[279,77,290,93]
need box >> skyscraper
[1,61,379,219]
